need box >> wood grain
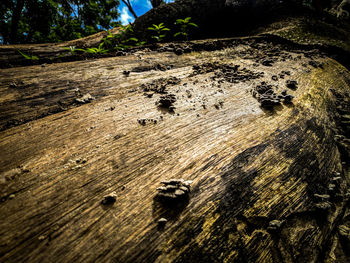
[1,38,350,262]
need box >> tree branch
[121,0,138,19]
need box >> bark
[9,0,25,44]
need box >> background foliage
[0,0,121,44]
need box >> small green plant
[101,31,118,48]
[17,49,39,60]
[75,43,109,54]
[101,25,146,51]
[62,46,78,55]
[115,37,144,50]
[174,17,198,40]
[147,23,170,42]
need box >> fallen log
[0,15,350,263]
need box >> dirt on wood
[1,17,350,263]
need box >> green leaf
[137,41,146,46]
[17,49,31,60]
[124,25,133,32]
[17,49,39,60]
[161,28,170,31]
[188,23,198,27]
[184,17,191,22]
[86,48,98,54]
[104,39,112,46]
[62,46,77,54]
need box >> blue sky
[118,0,174,25]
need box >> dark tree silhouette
[151,0,164,8]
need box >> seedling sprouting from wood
[147,23,170,42]
[75,43,109,54]
[62,46,79,55]
[115,37,144,51]
[101,26,145,51]
[86,42,109,54]
[101,31,116,49]
[17,49,39,60]
[174,17,198,40]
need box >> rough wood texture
[0,27,121,69]
[1,19,350,263]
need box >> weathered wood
[0,27,121,69]
[1,19,350,263]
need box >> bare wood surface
[1,35,350,263]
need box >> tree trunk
[9,0,25,44]
[1,13,350,263]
